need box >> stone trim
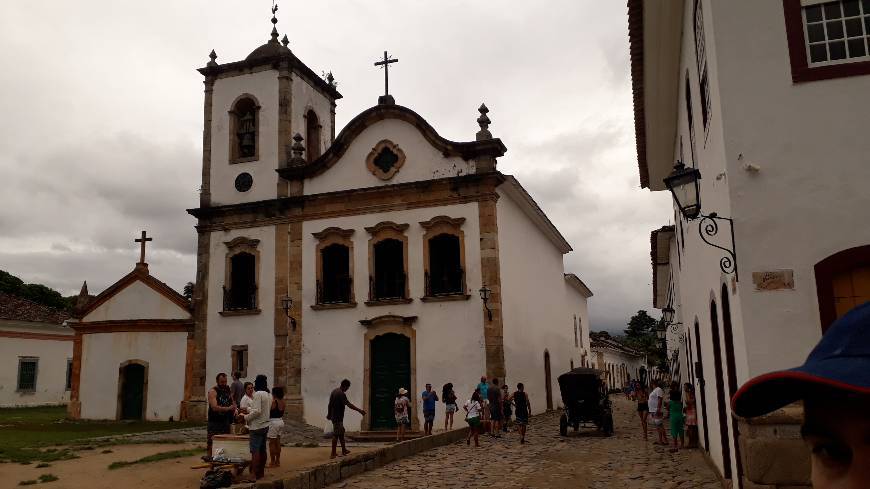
[310,302,357,311]
[78,266,192,319]
[67,332,83,419]
[116,359,149,421]
[478,196,506,380]
[72,319,194,334]
[420,215,467,298]
[273,222,291,404]
[737,402,811,487]
[312,227,355,306]
[231,344,249,378]
[184,230,211,422]
[0,330,73,341]
[227,93,261,165]
[420,294,471,303]
[814,244,870,332]
[277,62,292,198]
[218,309,261,317]
[200,77,215,207]
[361,319,418,431]
[364,298,414,307]
[366,222,410,302]
[286,220,304,420]
[366,139,406,180]
[223,237,261,313]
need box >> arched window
[366,221,410,303]
[320,244,351,304]
[305,110,321,161]
[421,216,467,299]
[229,95,260,163]
[222,237,260,313]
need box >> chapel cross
[374,50,399,97]
[134,230,152,264]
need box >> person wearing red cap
[732,302,870,488]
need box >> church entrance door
[119,362,146,420]
[369,333,411,430]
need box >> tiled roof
[590,331,645,357]
[0,291,71,324]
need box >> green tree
[0,269,72,312]
[624,309,657,339]
[617,310,666,369]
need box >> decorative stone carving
[366,140,406,180]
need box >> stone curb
[229,427,469,489]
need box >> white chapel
[73,13,595,428]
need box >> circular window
[234,172,253,192]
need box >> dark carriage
[557,367,614,436]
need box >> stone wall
[737,404,811,489]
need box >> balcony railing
[316,276,353,304]
[223,285,257,311]
[369,272,407,301]
[425,267,465,296]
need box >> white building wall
[0,330,72,407]
[78,331,187,420]
[83,280,190,322]
[303,119,474,195]
[210,70,280,206]
[300,203,485,431]
[206,225,276,385]
[498,187,580,413]
[291,76,335,157]
[591,348,646,390]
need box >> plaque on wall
[752,270,795,291]
[234,172,253,192]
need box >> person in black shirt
[487,378,503,437]
[512,383,531,444]
[206,373,236,457]
[327,379,365,459]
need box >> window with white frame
[802,0,870,65]
[17,357,38,392]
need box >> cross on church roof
[374,51,398,105]
[134,230,152,265]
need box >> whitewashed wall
[591,348,646,390]
[498,188,581,413]
[83,280,190,322]
[304,118,475,195]
[301,203,486,431]
[78,331,187,420]
[0,326,72,407]
[210,70,280,206]
[291,76,334,157]
[206,225,276,386]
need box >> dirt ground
[0,442,379,489]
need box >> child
[668,381,684,452]
[683,383,698,448]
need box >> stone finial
[207,49,218,67]
[326,71,335,87]
[476,103,492,141]
[75,281,90,312]
[281,34,289,47]
[268,3,280,44]
[290,132,306,164]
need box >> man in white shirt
[240,375,272,480]
[648,380,667,445]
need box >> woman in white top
[241,375,272,480]
[239,382,254,429]
[463,389,483,447]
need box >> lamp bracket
[696,212,738,280]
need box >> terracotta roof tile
[0,291,71,324]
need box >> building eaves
[499,175,573,254]
[564,273,594,298]
[651,225,675,309]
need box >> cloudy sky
[0,1,671,333]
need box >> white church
[69,14,594,431]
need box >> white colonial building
[588,331,647,391]
[0,292,73,407]
[181,16,594,431]
[631,0,870,487]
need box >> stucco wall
[292,76,334,158]
[498,187,585,413]
[206,225,276,386]
[79,331,187,420]
[300,203,486,431]
[83,280,190,322]
[590,348,646,390]
[210,69,280,206]
[303,118,474,195]
[0,329,72,407]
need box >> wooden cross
[374,51,398,97]
[134,230,152,264]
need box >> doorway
[118,361,147,420]
[694,320,710,451]
[369,333,411,429]
[815,245,870,331]
[544,350,553,410]
[710,300,732,479]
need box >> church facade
[183,20,593,431]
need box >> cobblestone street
[328,397,722,489]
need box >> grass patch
[0,406,201,464]
[37,474,59,483]
[108,448,202,470]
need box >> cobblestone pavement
[86,419,324,447]
[327,397,722,489]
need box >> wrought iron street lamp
[661,306,676,325]
[663,161,739,280]
[478,285,493,322]
[281,294,297,330]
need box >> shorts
[424,410,435,423]
[670,420,685,438]
[651,414,664,427]
[637,402,649,413]
[514,415,528,426]
[267,418,284,439]
[249,427,268,454]
[489,405,502,421]
[395,414,410,426]
[446,403,458,413]
[331,421,345,437]
[466,416,481,428]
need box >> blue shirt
[422,390,437,411]
[478,382,488,399]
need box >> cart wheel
[603,413,614,436]
[559,414,568,436]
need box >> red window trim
[783,0,870,82]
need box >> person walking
[635,381,649,440]
[512,383,531,444]
[206,373,236,457]
[241,375,271,480]
[421,383,438,436]
[394,387,411,442]
[327,379,365,459]
[683,383,698,448]
[442,383,458,431]
[230,371,245,408]
[487,378,503,437]
[668,381,685,452]
[266,386,285,468]
[501,383,512,433]
[648,380,667,445]
[463,389,483,447]
[477,376,490,425]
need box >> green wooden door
[120,364,145,420]
[370,333,411,430]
